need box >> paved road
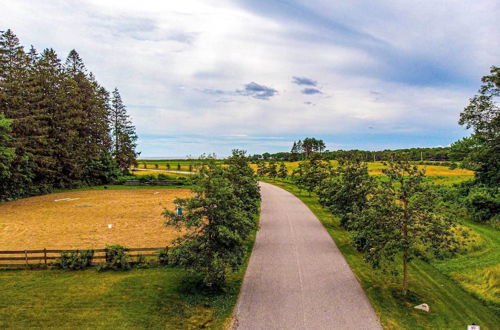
[233,182,382,330]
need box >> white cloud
[1,0,498,155]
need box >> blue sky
[2,0,499,157]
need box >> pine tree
[110,88,138,172]
[0,29,36,198]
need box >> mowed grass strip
[0,188,191,250]
[0,268,242,329]
[264,179,499,330]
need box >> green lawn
[0,267,241,329]
[264,178,499,330]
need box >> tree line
[0,29,138,201]
[260,67,499,295]
[251,145,458,163]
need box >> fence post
[165,246,169,265]
[25,250,28,265]
[44,248,47,265]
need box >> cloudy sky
[2,0,499,157]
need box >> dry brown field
[0,189,191,250]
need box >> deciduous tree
[353,160,459,295]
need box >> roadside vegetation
[256,67,499,329]
[0,266,246,329]
[265,178,498,329]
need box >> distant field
[248,160,474,184]
[134,159,223,172]
[0,188,191,250]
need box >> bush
[97,245,131,271]
[55,250,94,270]
[157,249,169,266]
[465,187,500,223]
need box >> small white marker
[108,224,113,229]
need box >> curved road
[233,182,382,330]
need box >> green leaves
[163,152,260,288]
[354,160,459,294]
[458,66,499,187]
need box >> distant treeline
[0,29,138,201]
[250,146,456,162]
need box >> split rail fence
[0,247,167,267]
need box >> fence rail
[0,247,167,267]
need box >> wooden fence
[0,247,167,267]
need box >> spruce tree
[110,88,138,172]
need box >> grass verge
[263,178,499,330]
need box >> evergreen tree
[0,114,14,181]
[110,88,138,172]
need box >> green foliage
[316,157,374,229]
[97,245,131,271]
[163,156,259,288]
[256,160,267,176]
[0,29,129,201]
[464,186,499,224]
[265,179,499,329]
[267,159,278,178]
[55,250,94,270]
[224,150,261,216]
[277,162,288,179]
[110,88,139,172]
[353,160,460,295]
[157,249,169,266]
[0,114,14,182]
[293,153,332,195]
[459,66,499,187]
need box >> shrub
[157,249,169,266]
[465,187,500,223]
[157,173,169,180]
[55,250,94,270]
[97,245,131,271]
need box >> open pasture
[0,188,191,250]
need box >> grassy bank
[0,267,241,329]
[264,178,499,329]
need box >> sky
[2,0,499,157]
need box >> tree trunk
[402,252,408,296]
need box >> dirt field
[0,189,192,250]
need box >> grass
[0,267,243,329]
[432,219,500,308]
[264,178,499,330]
